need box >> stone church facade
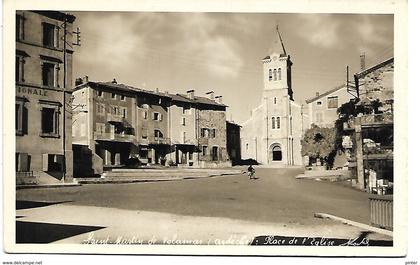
[241,29,304,166]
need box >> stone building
[346,57,394,192]
[241,28,304,166]
[15,11,76,184]
[72,79,230,175]
[305,84,355,128]
[226,121,241,165]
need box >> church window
[269,69,272,81]
[273,69,277,81]
[274,97,277,104]
[276,117,280,129]
[272,117,275,129]
[278,68,281,80]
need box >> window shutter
[42,154,49,171]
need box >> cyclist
[247,164,256,180]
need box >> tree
[301,125,337,168]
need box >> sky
[71,12,394,124]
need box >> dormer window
[269,69,273,81]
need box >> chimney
[75,77,83,86]
[187,89,195,99]
[112,78,117,84]
[316,92,320,97]
[155,88,159,93]
[215,95,223,104]
[360,52,366,71]
[206,91,215,100]
[83,75,89,83]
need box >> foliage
[301,125,337,167]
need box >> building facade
[240,29,304,166]
[226,121,241,165]
[305,84,355,128]
[15,11,76,184]
[72,80,230,175]
[346,58,394,192]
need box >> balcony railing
[106,113,124,123]
[150,137,170,145]
[94,132,137,143]
[344,113,393,130]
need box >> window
[276,117,280,129]
[16,99,27,135]
[154,129,163,138]
[96,103,105,115]
[42,62,57,87]
[143,111,148,120]
[315,112,323,123]
[274,97,277,105]
[273,69,277,81]
[16,56,25,83]
[182,117,186,126]
[182,131,186,142]
[16,14,24,41]
[183,107,191,115]
[202,146,208,156]
[327,96,339,109]
[210,129,216,138]
[316,101,322,106]
[153,112,160,121]
[269,69,273,81]
[40,102,60,137]
[188,152,193,160]
[212,146,219,161]
[16,153,31,172]
[42,22,58,48]
[278,68,281,80]
[121,95,125,101]
[272,117,275,129]
[111,93,116,99]
[97,90,103,97]
[122,107,127,118]
[246,143,249,150]
[96,123,106,134]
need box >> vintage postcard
[2,0,408,257]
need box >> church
[240,28,305,166]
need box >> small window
[111,93,116,99]
[143,111,148,120]
[43,23,58,48]
[276,117,280,129]
[121,95,125,101]
[153,112,160,121]
[272,117,275,129]
[316,101,322,106]
[278,68,281,80]
[269,69,273,81]
[202,146,208,156]
[182,131,186,142]
[273,69,277,81]
[122,107,127,118]
[97,90,103,97]
[246,143,249,150]
[182,117,186,126]
[42,62,57,87]
[274,97,277,104]
[327,96,338,109]
[154,129,163,138]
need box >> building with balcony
[346,58,394,193]
[72,78,231,175]
[15,11,76,184]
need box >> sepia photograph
[2,0,410,258]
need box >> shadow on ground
[16,200,72,210]
[16,221,105,243]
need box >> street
[15,168,388,244]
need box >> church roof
[263,26,287,59]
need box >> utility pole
[61,15,81,182]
